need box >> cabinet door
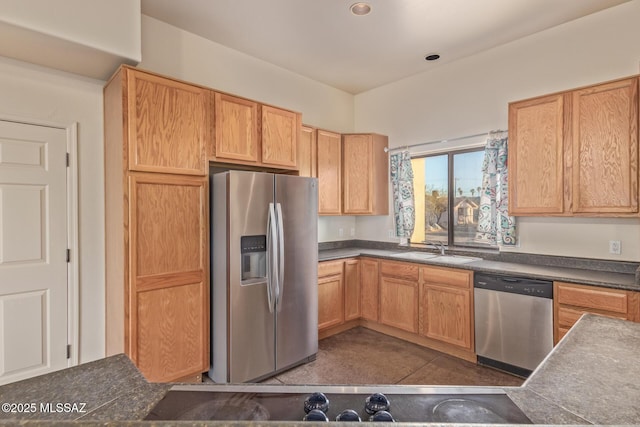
[343,134,389,215]
[262,105,299,169]
[343,134,374,214]
[317,130,342,214]
[318,274,344,330]
[344,259,361,321]
[572,78,639,214]
[360,258,379,322]
[299,125,317,178]
[553,281,631,343]
[127,70,208,175]
[213,92,259,163]
[379,276,418,333]
[508,93,566,215]
[128,173,209,382]
[420,283,472,350]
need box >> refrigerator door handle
[266,202,277,313]
[275,202,285,312]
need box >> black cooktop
[145,385,532,423]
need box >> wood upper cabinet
[342,134,389,215]
[124,67,208,175]
[508,93,566,215]
[344,259,361,321]
[553,281,639,344]
[212,92,259,163]
[360,258,380,322]
[298,125,317,178]
[420,266,473,351]
[379,261,419,333]
[509,75,639,217]
[572,78,638,214]
[261,105,300,169]
[317,129,342,215]
[318,260,345,330]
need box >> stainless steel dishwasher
[474,273,553,378]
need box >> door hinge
[66,344,71,359]
[66,152,70,167]
[66,249,71,263]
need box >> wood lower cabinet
[342,134,389,215]
[508,75,639,217]
[317,129,342,215]
[344,259,361,321]
[318,260,345,330]
[106,172,209,382]
[379,261,419,333]
[360,258,380,321]
[420,266,473,351]
[554,281,638,343]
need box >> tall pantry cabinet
[104,66,209,382]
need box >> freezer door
[274,175,319,371]
[227,171,276,382]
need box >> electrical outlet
[609,240,621,255]
[338,228,344,237]
[350,228,356,237]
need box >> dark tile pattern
[273,327,523,387]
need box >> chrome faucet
[426,241,446,256]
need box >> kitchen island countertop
[319,247,640,291]
[0,314,639,425]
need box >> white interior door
[0,120,68,385]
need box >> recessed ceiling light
[425,54,441,61]
[350,2,371,16]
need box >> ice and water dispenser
[240,235,267,284]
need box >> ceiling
[141,0,631,94]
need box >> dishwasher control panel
[474,273,553,299]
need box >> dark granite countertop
[319,246,640,291]
[1,315,639,425]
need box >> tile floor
[266,327,523,387]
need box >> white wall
[0,0,141,59]
[139,15,356,242]
[0,57,105,362]
[355,0,640,261]
[139,16,353,133]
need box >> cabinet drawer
[422,266,472,289]
[558,306,627,329]
[556,282,628,314]
[318,260,344,278]
[380,260,419,281]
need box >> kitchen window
[411,147,494,249]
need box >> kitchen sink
[389,251,439,260]
[429,255,482,264]
[390,252,482,264]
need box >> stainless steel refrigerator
[209,171,318,383]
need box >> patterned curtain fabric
[390,150,415,238]
[475,131,517,246]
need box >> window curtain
[390,150,415,238]
[475,131,517,246]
